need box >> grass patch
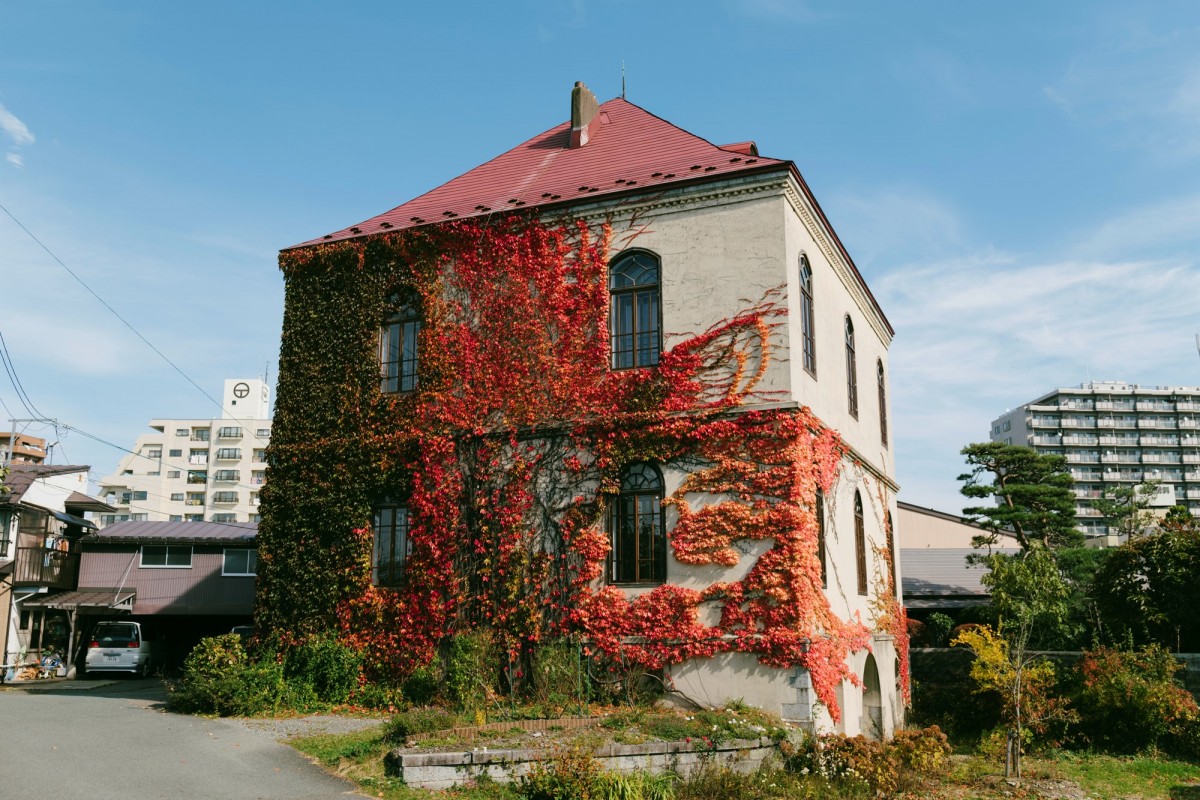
[1037,752,1200,800]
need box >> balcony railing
[14,547,79,589]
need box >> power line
[0,200,271,447]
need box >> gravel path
[232,713,390,741]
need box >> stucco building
[991,381,1200,544]
[95,379,272,528]
[264,84,902,738]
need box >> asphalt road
[0,679,367,799]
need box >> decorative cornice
[782,178,893,347]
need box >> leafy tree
[1092,517,1200,652]
[962,547,1074,777]
[1090,480,1161,540]
[1055,546,1110,648]
[959,443,1081,551]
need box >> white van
[84,621,162,676]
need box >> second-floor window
[816,489,826,587]
[373,504,411,587]
[608,463,666,584]
[141,545,192,568]
[854,491,867,595]
[381,292,420,394]
[845,316,858,419]
[800,255,816,376]
[878,360,888,446]
[610,251,661,370]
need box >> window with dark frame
[608,463,666,584]
[878,360,888,446]
[140,545,192,568]
[381,292,420,394]
[845,316,858,419]
[854,492,867,595]
[609,251,662,370]
[885,511,897,597]
[373,504,411,587]
[816,489,827,587]
[222,548,257,576]
[800,255,816,376]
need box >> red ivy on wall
[261,214,907,721]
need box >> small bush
[169,634,287,716]
[531,640,583,712]
[284,634,362,705]
[1073,646,1200,756]
[781,726,950,797]
[402,661,442,707]
[518,745,602,800]
[383,707,464,743]
[925,613,954,648]
[444,631,495,713]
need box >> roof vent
[721,141,759,157]
[569,81,601,149]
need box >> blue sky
[2,1,1199,514]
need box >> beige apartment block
[95,379,271,528]
[991,381,1200,545]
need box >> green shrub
[402,661,442,706]
[1073,646,1200,756]
[518,745,601,800]
[532,640,583,712]
[781,726,950,797]
[169,634,287,716]
[284,634,362,705]
[444,631,494,713]
[594,770,677,800]
[383,707,464,743]
[925,613,954,648]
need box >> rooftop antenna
[621,61,626,99]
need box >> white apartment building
[96,379,271,527]
[991,381,1200,544]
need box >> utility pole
[3,417,59,465]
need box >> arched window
[609,463,666,584]
[609,251,661,370]
[800,256,816,377]
[816,489,827,588]
[878,360,888,446]
[845,316,858,419]
[373,503,411,587]
[381,292,420,394]
[885,510,897,598]
[854,491,867,596]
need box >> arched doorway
[860,653,883,739]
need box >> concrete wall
[388,736,777,791]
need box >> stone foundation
[386,736,777,790]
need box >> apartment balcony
[1187,489,1200,500]
[1180,420,1200,429]
[1140,419,1177,430]
[1028,403,1059,412]
[1185,471,1200,481]
[217,427,243,439]
[1077,507,1103,517]
[1074,489,1103,499]
[188,456,208,465]
[1137,401,1174,412]
[212,492,239,504]
[1061,436,1097,446]
[13,548,79,589]
[214,449,241,461]
[1100,454,1139,464]
[1177,402,1200,412]
[1031,417,1061,428]
[1183,454,1200,464]
[1059,401,1095,411]
[1141,435,1179,446]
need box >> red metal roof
[288,98,789,249]
[287,96,893,335]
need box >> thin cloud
[6,152,24,168]
[0,103,34,146]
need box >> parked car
[84,621,162,676]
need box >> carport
[20,588,135,676]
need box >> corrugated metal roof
[20,588,135,610]
[288,98,788,250]
[66,490,116,513]
[85,519,257,544]
[900,547,1019,598]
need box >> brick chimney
[569,81,601,149]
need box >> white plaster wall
[21,470,90,513]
